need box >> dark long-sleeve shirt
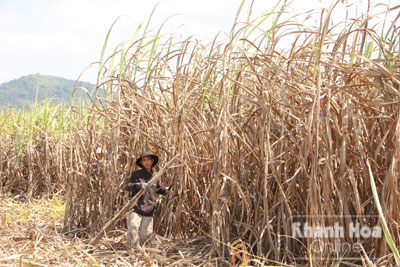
[125,168,168,216]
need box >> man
[124,152,170,250]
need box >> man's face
[141,156,154,170]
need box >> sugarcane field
[1,0,400,266]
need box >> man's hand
[141,183,149,190]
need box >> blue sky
[0,0,375,85]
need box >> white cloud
[0,32,58,52]
[0,12,13,30]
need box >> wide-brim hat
[136,152,159,168]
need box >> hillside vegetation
[0,74,95,108]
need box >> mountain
[0,74,96,108]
